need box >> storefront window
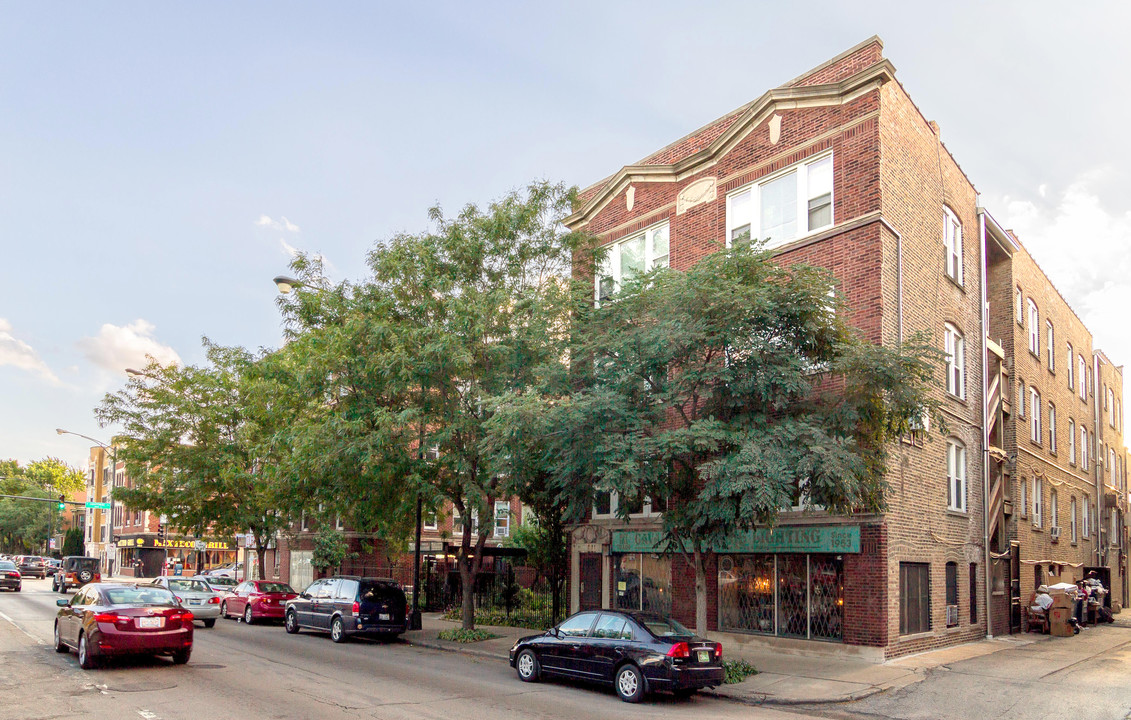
[718,553,844,641]
[614,553,671,617]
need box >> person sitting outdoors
[1027,585,1053,633]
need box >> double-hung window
[1027,300,1039,355]
[1050,489,1058,530]
[1109,389,1116,427]
[1046,322,1055,371]
[595,222,670,301]
[1048,404,1057,452]
[1032,477,1043,527]
[1071,497,1078,542]
[947,440,966,512]
[1030,388,1041,444]
[944,324,965,399]
[1083,496,1090,538]
[1067,343,1074,389]
[1015,287,1023,325]
[726,154,833,249]
[494,500,510,538]
[1069,419,1076,463]
[943,207,963,284]
[1081,426,1089,470]
[1079,356,1088,400]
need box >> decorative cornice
[565,59,896,229]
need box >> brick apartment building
[562,36,1125,659]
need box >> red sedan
[54,583,194,669]
[221,580,297,624]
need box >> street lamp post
[57,428,117,575]
[274,272,425,629]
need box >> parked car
[203,562,243,580]
[222,580,298,624]
[54,582,194,668]
[53,556,101,593]
[0,561,21,592]
[148,577,221,627]
[509,610,724,703]
[193,575,237,599]
[17,556,48,579]
[284,576,408,642]
[45,558,61,574]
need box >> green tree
[0,458,84,554]
[311,527,352,574]
[278,181,590,630]
[500,242,940,634]
[62,528,83,556]
[96,342,299,579]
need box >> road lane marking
[0,609,45,645]
[137,710,160,719]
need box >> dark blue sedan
[509,610,724,702]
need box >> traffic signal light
[157,524,166,542]
[57,494,65,511]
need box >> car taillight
[351,601,360,617]
[666,642,690,659]
[714,643,723,660]
[93,612,125,625]
[208,596,220,604]
[174,596,183,603]
[5,572,17,578]
[177,611,195,623]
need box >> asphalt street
[0,578,812,720]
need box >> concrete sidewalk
[402,612,930,706]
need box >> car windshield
[167,579,210,593]
[0,562,15,570]
[105,587,176,606]
[258,582,294,594]
[639,616,693,638]
[205,576,237,587]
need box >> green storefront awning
[611,524,860,554]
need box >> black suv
[284,576,407,642]
[53,556,101,593]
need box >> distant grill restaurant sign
[611,525,860,554]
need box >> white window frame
[1027,300,1039,355]
[493,500,511,538]
[947,440,967,512]
[1067,343,1074,390]
[725,152,834,251]
[1032,477,1043,528]
[423,510,437,531]
[595,221,670,302]
[943,206,963,284]
[1015,287,1023,325]
[1030,388,1041,444]
[1079,356,1088,400]
[1070,497,1078,543]
[944,324,965,399]
[1083,496,1090,538]
[1046,322,1055,372]
[592,491,662,519]
[1069,419,1076,464]
[1050,489,1058,530]
[1048,404,1057,453]
[452,507,479,536]
[1081,426,1089,470]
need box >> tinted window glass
[558,612,597,637]
[335,579,358,600]
[592,614,631,639]
[257,582,294,594]
[639,616,692,638]
[316,580,338,599]
[167,579,210,593]
[0,562,15,570]
[105,587,175,605]
[303,580,324,596]
[359,581,399,599]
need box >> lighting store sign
[611,525,860,554]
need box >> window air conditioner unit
[1050,526,1061,541]
[946,605,959,627]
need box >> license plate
[189,599,202,605]
[138,617,164,629]
[378,613,390,621]
[697,650,710,663]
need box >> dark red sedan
[54,583,194,669]
[221,580,297,624]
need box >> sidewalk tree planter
[437,628,500,643]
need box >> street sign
[244,532,254,547]
[193,540,207,552]
[85,502,111,510]
[49,538,56,549]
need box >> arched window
[1067,343,1074,389]
[1046,322,1055,371]
[1048,404,1057,452]
[947,439,967,512]
[1069,418,1076,463]
[943,207,963,284]
[1030,388,1041,444]
[1081,426,1089,470]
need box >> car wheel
[284,610,299,634]
[243,606,254,625]
[53,622,68,653]
[330,616,347,643]
[615,664,646,703]
[78,570,92,583]
[203,618,216,628]
[515,649,541,682]
[171,648,191,665]
[51,577,57,592]
[78,633,97,670]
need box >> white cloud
[256,215,301,233]
[991,170,1131,376]
[76,320,182,374]
[0,318,60,384]
[279,238,300,258]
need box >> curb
[404,637,512,663]
[701,684,886,707]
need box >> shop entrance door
[579,553,602,610]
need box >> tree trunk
[459,557,475,630]
[255,544,268,580]
[694,547,708,636]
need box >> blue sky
[3,1,1130,468]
